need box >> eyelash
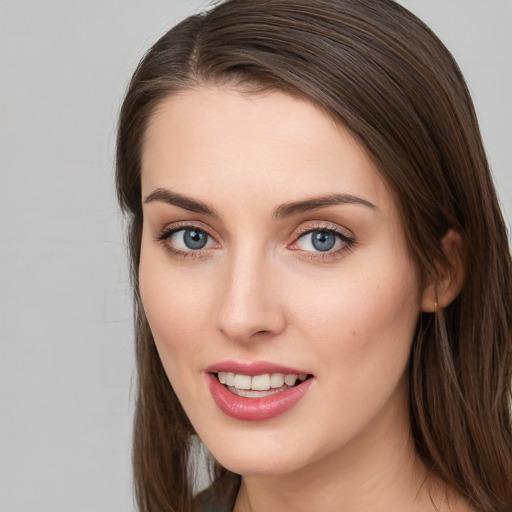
[290,224,356,261]
[154,222,216,260]
[154,222,356,261]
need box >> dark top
[196,487,230,512]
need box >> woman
[116,1,512,511]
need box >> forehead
[141,87,390,210]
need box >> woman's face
[139,87,424,477]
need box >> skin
[139,87,470,511]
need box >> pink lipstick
[205,361,314,421]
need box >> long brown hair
[116,1,512,510]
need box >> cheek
[280,263,421,453]
[138,248,217,422]
[138,243,210,371]
[288,257,421,379]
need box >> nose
[215,249,286,343]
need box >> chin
[199,426,321,477]
[212,450,307,477]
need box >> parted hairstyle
[116,1,512,511]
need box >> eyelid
[288,221,356,259]
[153,221,220,258]
[154,220,219,240]
[290,221,355,243]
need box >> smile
[205,362,315,421]
[217,372,308,397]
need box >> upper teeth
[217,372,308,391]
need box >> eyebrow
[272,194,377,219]
[143,188,376,219]
[144,188,219,217]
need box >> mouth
[216,371,312,398]
[205,363,315,421]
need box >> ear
[421,229,466,312]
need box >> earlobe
[421,229,466,312]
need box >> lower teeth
[226,383,297,398]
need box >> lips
[205,361,315,421]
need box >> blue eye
[154,223,220,259]
[182,229,208,250]
[163,227,213,251]
[294,229,349,253]
[311,231,336,252]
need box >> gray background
[0,1,510,511]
